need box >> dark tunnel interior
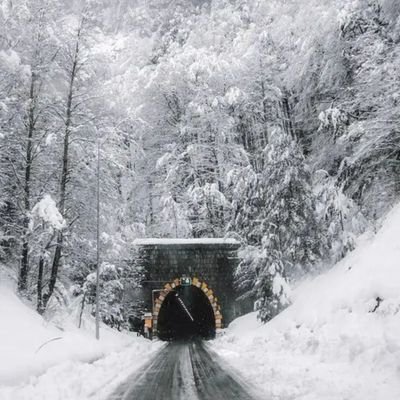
[157,285,216,341]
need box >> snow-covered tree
[252,129,325,321]
[0,1,61,293]
[28,195,65,313]
[256,248,291,323]
[83,262,124,330]
[261,129,324,277]
[314,171,367,263]
[1,0,399,329]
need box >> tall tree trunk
[78,291,86,328]
[43,32,81,309]
[258,79,269,173]
[18,74,36,294]
[36,256,44,314]
[280,91,295,139]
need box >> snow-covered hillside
[0,279,163,399]
[213,204,400,400]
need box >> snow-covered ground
[213,204,400,400]
[3,204,400,400]
[0,279,163,400]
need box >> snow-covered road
[108,340,261,400]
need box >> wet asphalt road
[109,340,259,400]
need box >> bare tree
[43,17,87,309]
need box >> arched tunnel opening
[157,285,216,341]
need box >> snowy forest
[1,0,400,328]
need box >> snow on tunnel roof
[133,238,240,246]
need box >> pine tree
[262,128,324,276]
[256,248,291,323]
[255,128,325,321]
[83,262,125,330]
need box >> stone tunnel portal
[133,239,241,340]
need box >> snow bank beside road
[0,340,163,400]
[0,280,162,398]
[0,282,132,386]
[213,204,400,399]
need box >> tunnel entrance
[157,285,216,341]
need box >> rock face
[134,239,241,335]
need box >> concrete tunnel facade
[133,239,241,340]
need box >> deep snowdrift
[0,278,162,399]
[213,204,400,400]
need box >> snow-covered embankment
[213,204,400,400]
[0,281,163,399]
